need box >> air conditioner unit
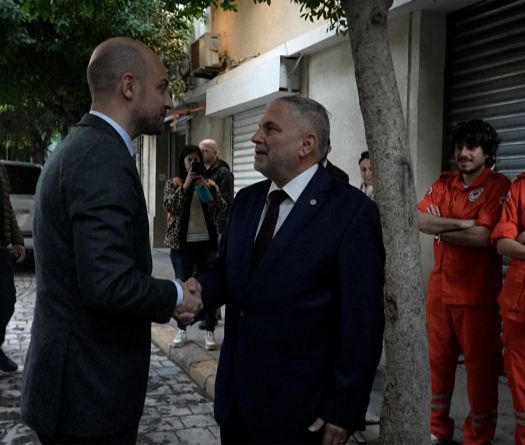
[191,33,221,79]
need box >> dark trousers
[0,248,16,346]
[220,400,323,445]
[37,426,138,444]
[170,242,217,331]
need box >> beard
[457,160,485,176]
[134,107,165,136]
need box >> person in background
[199,138,234,233]
[320,139,349,183]
[359,151,374,200]
[354,150,378,444]
[492,173,525,445]
[199,138,234,328]
[417,119,510,445]
[0,162,25,373]
[164,144,226,351]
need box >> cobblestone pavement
[0,272,219,445]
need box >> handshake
[174,277,203,325]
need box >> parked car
[1,160,42,254]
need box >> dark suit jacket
[21,114,178,437]
[198,166,385,443]
[325,159,349,183]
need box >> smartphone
[192,161,204,175]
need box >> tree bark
[341,1,430,443]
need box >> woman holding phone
[163,144,226,350]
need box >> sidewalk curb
[151,323,218,399]
[151,323,383,444]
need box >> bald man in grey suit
[21,37,202,444]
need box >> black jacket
[205,159,234,233]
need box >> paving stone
[1,273,217,443]
[188,402,214,415]
[137,431,180,445]
[155,404,192,417]
[175,427,220,445]
[138,415,184,433]
[155,366,179,377]
[0,422,38,445]
[179,413,217,428]
[209,424,221,439]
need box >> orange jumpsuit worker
[418,119,510,445]
[492,173,525,445]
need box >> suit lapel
[248,167,331,286]
[236,181,271,283]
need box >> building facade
[140,0,525,282]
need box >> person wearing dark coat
[325,159,349,183]
[199,138,234,233]
[20,37,201,445]
[0,162,25,373]
[320,140,349,184]
[195,96,385,444]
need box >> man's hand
[174,278,203,325]
[518,231,525,244]
[13,245,26,264]
[427,203,441,217]
[308,418,349,445]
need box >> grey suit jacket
[21,114,178,437]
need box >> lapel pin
[309,198,317,206]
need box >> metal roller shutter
[232,105,267,194]
[443,0,525,178]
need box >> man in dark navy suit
[197,96,385,444]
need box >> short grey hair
[274,96,331,159]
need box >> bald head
[199,138,219,166]
[86,37,172,139]
[87,37,151,101]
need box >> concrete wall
[186,6,450,283]
[306,11,447,284]
[409,11,447,286]
[141,132,172,248]
[212,0,323,61]
[140,135,156,246]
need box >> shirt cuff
[173,280,184,306]
[491,222,518,244]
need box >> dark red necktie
[250,190,288,273]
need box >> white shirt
[89,111,183,305]
[256,164,319,238]
[187,193,210,242]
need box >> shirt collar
[89,110,135,157]
[452,167,491,190]
[268,164,319,203]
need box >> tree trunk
[341,1,430,443]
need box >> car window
[4,165,41,195]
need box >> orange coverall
[492,174,525,445]
[418,167,510,444]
